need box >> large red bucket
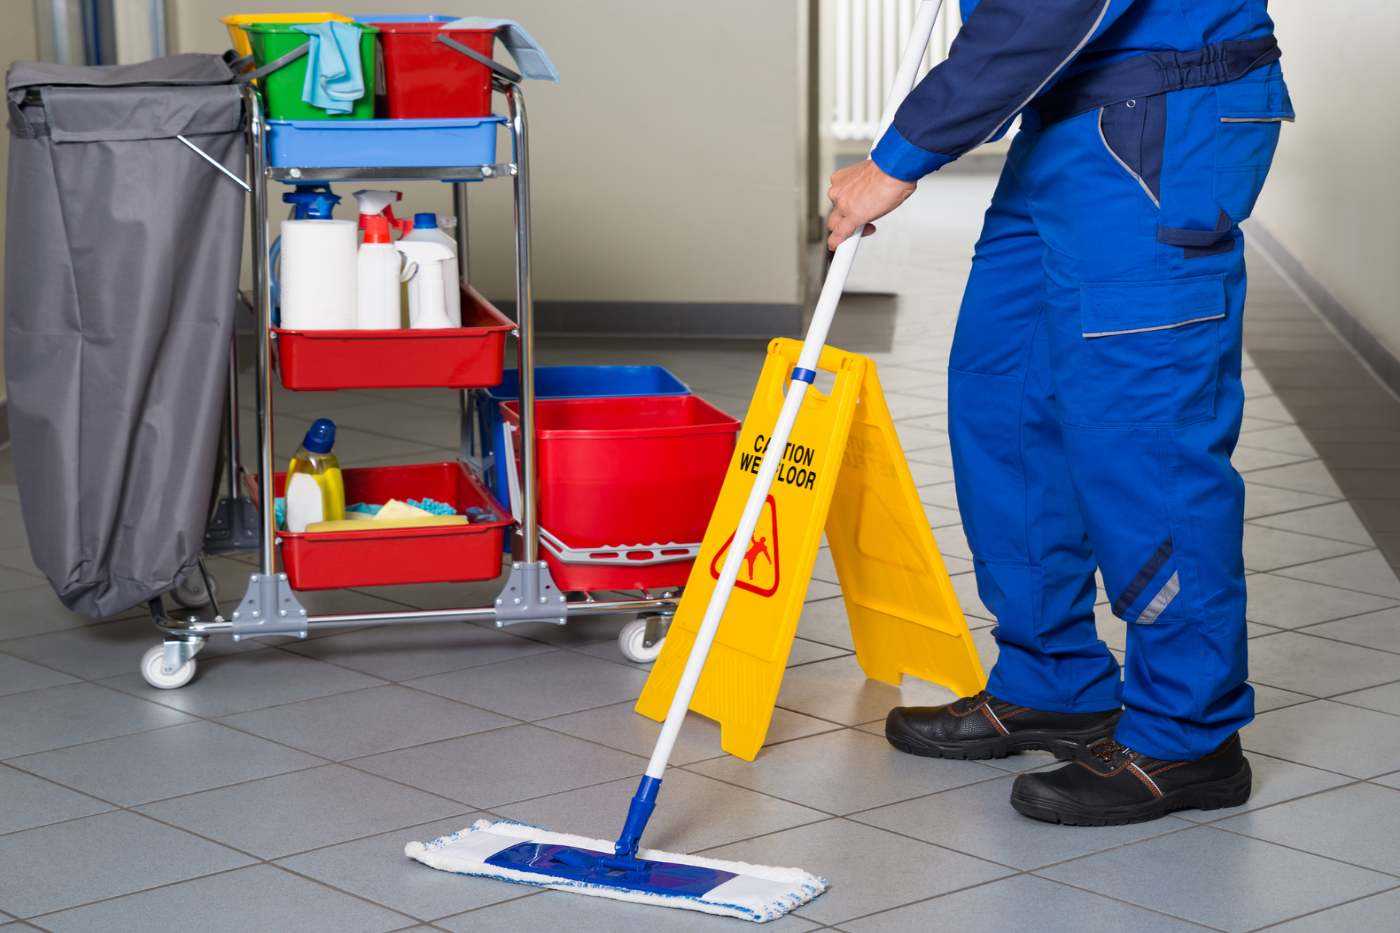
[370,20,496,118]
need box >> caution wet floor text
[636,339,985,760]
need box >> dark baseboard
[495,300,804,340]
[1248,220,1400,399]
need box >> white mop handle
[643,0,945,781]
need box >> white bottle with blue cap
[401,212,462,327]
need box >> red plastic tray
[371,22,495,119]
[274,286,514,391]
[502,395,739,592]
[252,461,511,591]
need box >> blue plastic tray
[266,116,504,172]
[476,366,691,510]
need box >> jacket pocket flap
[1216,77,1295,121]
[1081,276,1227,338]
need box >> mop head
[405,819,827,923]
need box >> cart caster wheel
[141,645,197,690]
[619,618,664,664]
[171,571,217,610]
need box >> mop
[405,1,946,921]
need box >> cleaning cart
[142,21,704,687]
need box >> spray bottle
[353,190,407,330]
[271,184,341,324]
[401,212,462,326]
[285,418,346,533]
[395,239,456,328]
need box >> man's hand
[826,159,917,250]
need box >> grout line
[1207,818,1400,881]
[1246,883,1400,932]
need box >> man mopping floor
[827,0,1292,825]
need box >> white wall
[1,2,41,401]
[169,1,811,311]
[1253,2,1400,362]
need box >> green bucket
[245,22,379,121]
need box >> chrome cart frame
[146,77,676,687]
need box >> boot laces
[950,691,991,714]
[1090,737,1133,765]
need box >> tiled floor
[2,168,1400,931]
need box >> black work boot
[885,692,1121,761]
[1011,734,1252,826]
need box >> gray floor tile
[438,890,823,932]
[352,725,645,809]
[284,621,554,682]
[1245,632,1400,697]
[776,655,959,726]
[1243,481,1337,520]
[0,655,75,697]
[220,684,514,760]
[1233,445,1311,473]
[0,565,43,595]
[1243,525,1364,572]
[924,502,962,528]
[691,728,999,815]
[902,457,956,488]
[1243,395,1297,424]
[0,546,41,578]
[1249,682,1315,715]
[853,775,1190,870]
[0,617,257,681]
[101,649,384,718]
[841,873,1209,932]
[35,863,411,932]
[407,651,649,721]
[0,586,136,641]
[1244,573,1396,628]
[1038,825,1394,932]
[1305,606,1400,654]
[1277,550,1400,599]
[1239,424,1317,457]
[277,814,536,921]
[537,701,836,765]
[1333,681,1400,716]
[494,768,826,854]
[797,596,857,651]
[1245,700,1400,778]
[1174,753,1352,823]
[804,578,842,602]
[1373,770,1400,790]
[1218,782,1400,874]
[1266,889,1400,933]
[0,765,112,835]
[1248,460,1345,498]
[1253,501,1376,546]
[10,721,320,809]
[786,636,852,667]
[0,682,193,759]
[0,810,253,918]
[703,817,1010,926]
[137,764,466,859]
[918,479,959,510]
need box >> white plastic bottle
[395,239,456,329]
[402,212,462,326]
[356,213,403,329]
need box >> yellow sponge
[305,516,468,533]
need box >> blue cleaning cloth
[347,498,459,517]
[293,22,366,114]
[441,18,559,82]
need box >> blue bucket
[476,366,690,510]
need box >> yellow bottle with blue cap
[285,418,346,532]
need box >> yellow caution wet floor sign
[636,339,985,761]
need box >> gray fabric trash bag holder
[4,55,247,618]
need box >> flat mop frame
[410,2,948,922]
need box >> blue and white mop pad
[405,819,827,922]
[440,18,560,82]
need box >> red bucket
[252,461,511,591]
[501,395,740,592]
[370,20,496,118]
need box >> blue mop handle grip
[614,775,662,859]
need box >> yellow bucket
[222,12,353,59]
